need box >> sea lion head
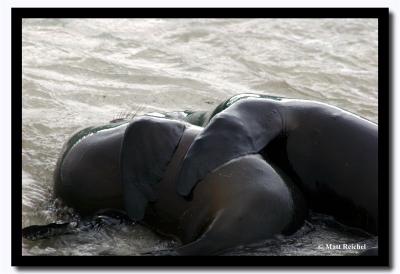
[53,116,185,219]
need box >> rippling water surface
[22,18,378,256]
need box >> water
[22,18,378,256]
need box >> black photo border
[12,7,390,267]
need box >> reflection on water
[22,18,378,256]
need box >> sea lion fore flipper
[121,116,185,221]
[176,98,284,197]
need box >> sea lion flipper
[22,222,76,240]
[22,210,133,240]
[177,98,284,197]
[121,116,185,220]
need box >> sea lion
[52,114,306,255]
[24,93,377,255]
[177,94,378,235]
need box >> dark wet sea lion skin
[50,93,377,255]
[119,120,305,254]
[53,115,305,255]
[144,152,304,255]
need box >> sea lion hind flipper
[176,210,234,256]
[177,98,284,197]
[121,116,185,221]
[175,207,269,256]
[22,222,76,240]
[22,210,134,240]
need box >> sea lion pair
[25,94,378,255]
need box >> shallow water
[22,18,378,256]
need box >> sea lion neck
[158,125,202,193]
